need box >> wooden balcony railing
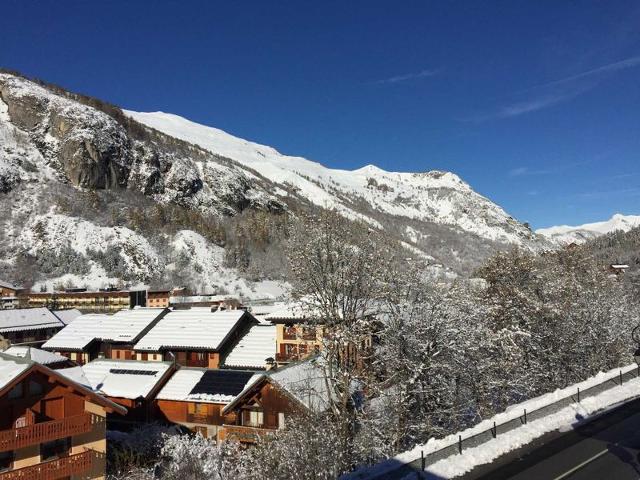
[275,352,297,362]
[221,425,272,443]
[0,450,92,480]
[0,414,92,453]
[186,413,217,425]
[282,330,298,340]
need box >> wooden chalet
[0,352,126,480]
[0,309,68,347]
[264,304,324,365]
[42,308,169,365]
[133,309,258,368]
[220,357,330,443]
[154,368,259,439]
[0,281,22,310]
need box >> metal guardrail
[406,367,639,472]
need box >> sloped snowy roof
[223,356,330,414]
[156,368,260,404]
[264,302,320,322]
[0,308,65,333]
[78,359,173,399]
[0,354,30,391]
[42,308,168,351]
[3,346,69,366]
[57,366,91,388]
[223,324,276,369]
[52,309,82,325]
[0,280,20,291]
[134,309,254,351]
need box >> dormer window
[8,382,23,400]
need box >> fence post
[524,409,527,424]
[458,435,462,454]
[491,422,497,438]
[620,370,623,385]
[577,387,580,402]
[421,450,425,471]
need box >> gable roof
[134,309,255,352]
[75,359,174,400]
[0,308,65,334]
[42,307,168,351]
[52,309,82,325]
[156,368,260,404]
[3,346,69,366]
[222,356,330,415]
[223,324,276,369]
[0,352,126,415]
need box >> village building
[2,346,74,370]
[154,368,259,439]
[0,281,22,310]
[264,304,324,365]
[59,359,176,424]
[133,309,258,367]
[0,308,68,347]
[42,308,170,365]
[169,294,241,310]
[219,357,329,443]
[22,288,149,313]
[609,264,630,276]
[147,290,171,308]
[0,352,126,479]
[222,324,277,370]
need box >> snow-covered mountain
[0,71,546,292]
[125,111,538,246]
[537,214,640,245]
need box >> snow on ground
[125,111,533,245]
[537,213,640,245]
[346,364,639,480]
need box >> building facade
[0,353,126,480]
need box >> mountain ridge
[537,213,640,245]
[0,70,546,294]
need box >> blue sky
[1,1,639,229]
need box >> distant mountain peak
[537,213,640,245]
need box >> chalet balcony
[186,413,217,425]
[0,414,92,453]
[0,450,92,480]
[221,425,272,444]
[282,330,298,340]
[275,352,298,362]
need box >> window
[40,438,70,461]
[247,410,264,427]
[29,380,43,396]
[8,382,23,400]
[0,451,13,472]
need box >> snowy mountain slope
[0,71,546,290]
[537,214,640,245]
[126,111,539,247]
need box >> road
[467,397,640,480]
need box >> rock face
[0,72,280,215]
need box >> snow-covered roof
[0,354,30,391]
[156,368,260,404]
[52,309,82,325]
[134,309,254,352]
[223,324,276,369]
[3,346,69,366]
[223,356,330,414]
[0,308,65,333]
[78,359,173,399]
[610,264,629,269]
[57,366,91,388]
[264,302,320,322]
[0,280,20,291]
[42,307,168,351]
